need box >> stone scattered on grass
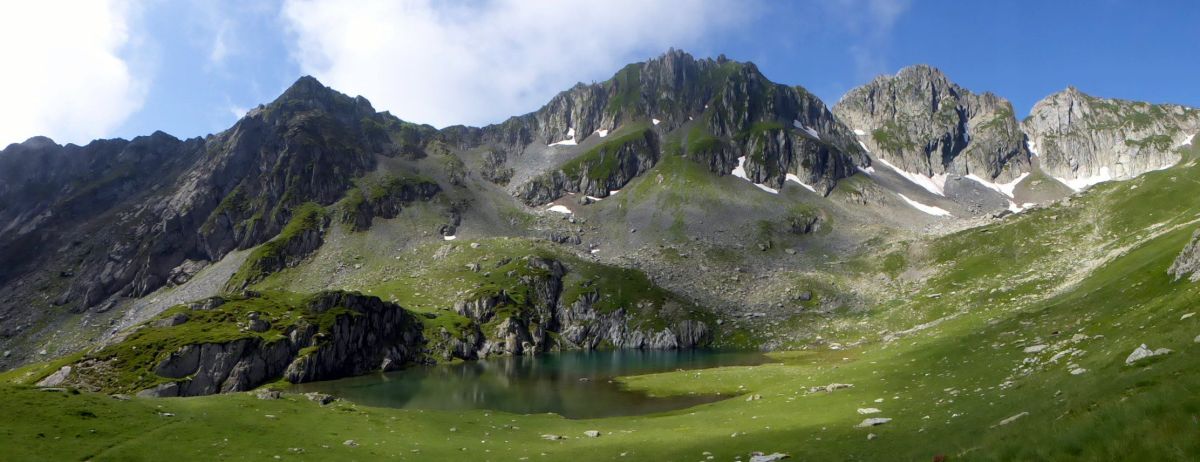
[255,389,281,400]
[1181,312,1195,320]
[808,383,854,393]
[1023,344,1048,353]
[305,392,337,405]
[867,433,878,440]
[749,452,790,462]
[857,408,882,415]
[855,418,891,428]
[996,411,1029,426]
[1069,367,1087,375]
[584,430,601,438]
[1125,344,1172,365]
[541,434,564,441]
[343,440,358,448]
[746,394,762,401]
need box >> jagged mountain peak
[834,64,1030,183]
[1024,85,1200,189]
[481,49,866,205]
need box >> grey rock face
[834,65,1031,183]
[1169,230,1200,282]
[1023,87,1200,187]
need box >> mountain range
[3,49,1200,460]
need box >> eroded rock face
[833,64,1031,182]
[1023,87,1200,187]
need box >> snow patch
[596,129,609,138]
[608,189,620,195]
[1025,138,1040,158]
[897,193,952,217]
[964,172,1029,198]
[731,156,779,194]
[853,129,866,136]
[443,235,457,241]
[785,173,817,193]
[1182,133,1195,146]
[547,205,573,214]
[857,166,877,175]
[1055,166,1112,192]
[586,195,604,202]
[793,120,820,139]
[876,157,948,196]
[652,118,661,125]
[548,127,577,146]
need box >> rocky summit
[3,48,1200,461]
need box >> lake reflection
[290,349,767,419]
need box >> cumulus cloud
[0,1,146,147]
[283,0,752,128]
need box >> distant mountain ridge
[1,48,1197,371]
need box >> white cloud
[823,0,911,80]
[282,0,751,128]
[0,1,146,147]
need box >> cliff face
[1023,87,1200,188]
[833,65,1031,182]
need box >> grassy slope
[4,151,1200,461]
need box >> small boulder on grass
[1125,344,1171,365]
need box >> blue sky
[2,0,1198,147]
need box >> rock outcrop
[1023,87,1200,189]
[1169,229,1200,282]
[134,291,426,397]
[833,64,1031,182]
[340,175,441,231]
[451,256,712,358]
[515,128,659,205]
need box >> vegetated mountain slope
[5,114,1200,462]
[0,77,450,366]
[2,48,1197,387]
[1024,86,1200,190]
[0,50,904,370]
